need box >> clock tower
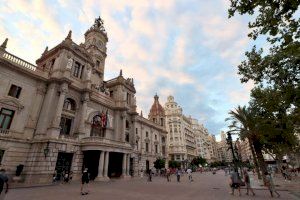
[84,16,108,83]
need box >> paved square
[6,172,298,200]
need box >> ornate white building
[0,17,167,185]
[164,96,197,166]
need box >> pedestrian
[63,171,69,183]
[166,168,171,182]
[229,169,241,196]
[52,170,57,183]
[264,172,280,198]
[187,168,193,182]
[176,168,181,182]
[0,169,9,200]
[147,169,152,182]
[243,169,255,196]
[81,168,90,195]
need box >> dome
[149,94,165,117]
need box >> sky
[0,0,258,141]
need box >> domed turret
[148,94,165,126]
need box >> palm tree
[226,105,267,181]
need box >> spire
[66,30,72,40]
[119,69,123,76]
[42,46,48,55]
[0,38,8,50]
[140,110,143,117]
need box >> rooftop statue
[93,16,106,33]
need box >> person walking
[0,169,9,200]
[81,168,90,195]
[243,169,255,196]
[166,168,171,182]
[229,169,241,196]
[265,172,280,198]
[176,168,181,182]
[187,168,193,182]
[147,169,152,182]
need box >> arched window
[63,98,76,111]
[91,115,105,137]
[126,120,130,129]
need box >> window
[162,146,165,155]
[126,93,131,104]
[125,132,129,142]
[91,115,105,137]
[160,118,164,126]
[153,118,156,123]
[155,135,157,140]
[0,108,15,129]
[0,149,4,165]
[155,145,158,153]
[146,131,148,137]
[176,155,180,160]
[73,62,80,77]
[59,116,72,135]
[110,90,114,98]
[136,128,138,135]
[146,143,149,152]
[162,137,165,143]
[8,84,22,98]
[63,98,76,111]
[126,120,129,129]
[96,60,100,68]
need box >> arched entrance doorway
[82,150,100,180]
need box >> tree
[168,160,181,168]
[228,0,300,180]
[154,158,166,169]
[226,105,265,180]
[191,156,207,167]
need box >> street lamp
[226,132,238,172]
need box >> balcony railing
[0,128,10,135]
[2,51,36,71]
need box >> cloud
[0,0,254,136]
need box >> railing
[81,136,131,147]
[2,51,36,71]
[59,134,78,140]
[0,128,10,135]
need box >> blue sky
[0,0,258,140]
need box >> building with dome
[0,17,167,185]
[164,96,197,167]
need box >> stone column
[78,92,89,138]
[52,82,68,127]
[47,82,68,138]
[35,82,57,136]
[96,151,104,180]
[122,153,127,176]
[103,151,109,178]
[126,154,130,176]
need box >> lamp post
[226,132,238,172]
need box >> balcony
[81,136,132,150]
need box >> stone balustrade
[2,51,36,71]
[0,128,10,135]
[81,136,131,148]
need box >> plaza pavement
[6,171,299,200]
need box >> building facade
[0,17,167,184]
[164,96,197,166]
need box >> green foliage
[209,161,226,168]
[191,156,207,166]
[228,0,300,45]
[228,0,300,160]
[168,160,181,168]
[153,158,166,169]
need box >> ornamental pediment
[0,97,24,111]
